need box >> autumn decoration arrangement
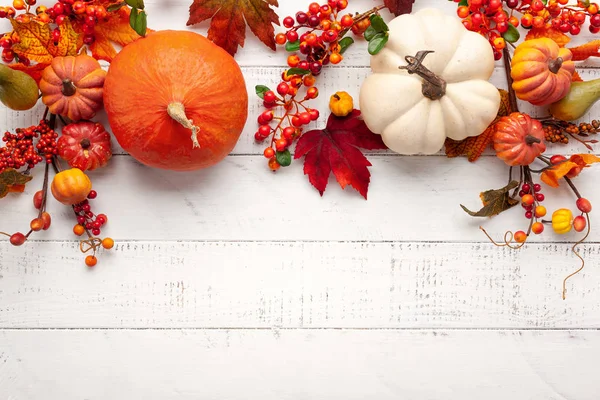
[0,0,598,298]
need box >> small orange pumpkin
[103,30,248,171]
[493,112,547,166]
[40,54,106,121]
[511,38,575,106]
[58,121,112,171]
[51,168,92,205]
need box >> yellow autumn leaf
[90,8,146,62]
[10,18,81,64]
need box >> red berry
[92,228,101,236]
[264,91,276,103]
[41,212,51,230]
[9,232,26,246]
[550,155,567,164]
[277,82,290,96]
[308,15,320,27]
[576,198,592,213]
[286,30,299,42]
[591,14,600,27]
[261,110,274,123]
[521,183,531,193]
[258,125,271,137]
[291,116,302,127]
[33,190,43,209]
[536,193,545,202]
[299,112,311,125]
[525,211,533,219]
[87,190,97,199]
[570,24,581,35]
[275,139,287,151]
[533,184,541,193]
[308,2,320,14]
[322,29,338,42]
[283,16,294,28]
[282,126,295,140]
[532,222,544,235]
[296,12,308,24]
[309,109,320,120]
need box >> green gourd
[549,78,600,121]
[0,64,39,111]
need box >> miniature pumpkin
[329,91,354,117]
[58,121,112,171]
[511,38,575,106]
[493,112,547,166]
[359,8,500,155]
[103,30,248,171]
[552,208,573,234]
[39,55,106,121]
[51,168,92,205]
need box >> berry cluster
[514,180,546,242]
[454,0,600,59]
[72,190,107,237]
[257,0,379,170]
[0,120,58,173]
[542,119,599,149]
[0,0,110,64]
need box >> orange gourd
[40,54,106,121]
[493,112,547,166]
[51,168,92,205]
[511,38,575,106]
[103,30,248,171]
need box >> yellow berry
[101,238,114,250]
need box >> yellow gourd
[329,91,353,117]
[552,208,573,234]
[51,168,92,205]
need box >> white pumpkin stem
[167,102,201,149]
[398,50,446,101]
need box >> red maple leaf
[294,110,387,199]
[384,0,416,16]
[187,0,279,56]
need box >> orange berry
[102,238,114,250]
[306,87,319,99]
[521,14,533,27]
[340,14,354,27]
[329,52,343,64]
[532,222,544,235]
[12,0,24,10]
[576,197,592,213]
[85,255,97,267]
[275,33,287,45]
[492,37,505,50]
[30,218,44,232]
[457,6,470,18]
[275,138,287,151]
[508,16,519,27]
[35,5,46,13]
[268,157,280,171]
[37,12,50,23]
[287,54,300,68]
[589,3,599,14]
[73,1,86,14]
[73,224,85,236]
[337,0,348,9]
[573,215,587,232]
[514,231,528,243]
[303,75,316,87]
[320,20,331,30]
[535,205,547,218]
[532,16,545,28]
[263,147,275,158]
[41,212,51,230]
[522,194,535,206]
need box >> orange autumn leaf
[8,62,47,84]
[572,70,583,82]
[90,8,147,62]
[8,184,26,193]
[445,89,511,162]
[541,154,600,187]
[569,40,600,61]
[10,18,81,64]
[525,27,570,47]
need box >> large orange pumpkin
[511,38,575,106]
[103,30,248,171]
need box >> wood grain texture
[1,241,599,328]
[0,329,599,399]
[1,156,597,242]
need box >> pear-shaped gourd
[0,64,39,111]
[549,78,600,121]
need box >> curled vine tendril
[563,213,591,300]
[79,237,102,255]
[479,227,527,250]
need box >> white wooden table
[1,0,600,398]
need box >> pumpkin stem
[398,50,446,101]
[166,102,201,149]
[80,138,91,150]
[61,79,76,97]
[525,134,542,145]
[548,57,564,74]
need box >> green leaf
[276,150,292,167]
[255,85,271,99]
[125,0,144,9]
[369,15,389,33]
[364,26,377,41]
[368,33,388,55]
[133,10,147,37]
[129,6,137,28]
[285,40,300,52]
[502,23,520,43]
[106,2,125,12]
[458,0,469,5]
[339,37,354,54]
[460,181,520,217]
[286,67,310,76]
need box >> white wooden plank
[0,329,598,399]
[1,156,597,242]
[1,241,599,328]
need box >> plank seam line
[0,328,598,331]
[13,239,600,244]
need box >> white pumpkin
[359,8,501,155]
